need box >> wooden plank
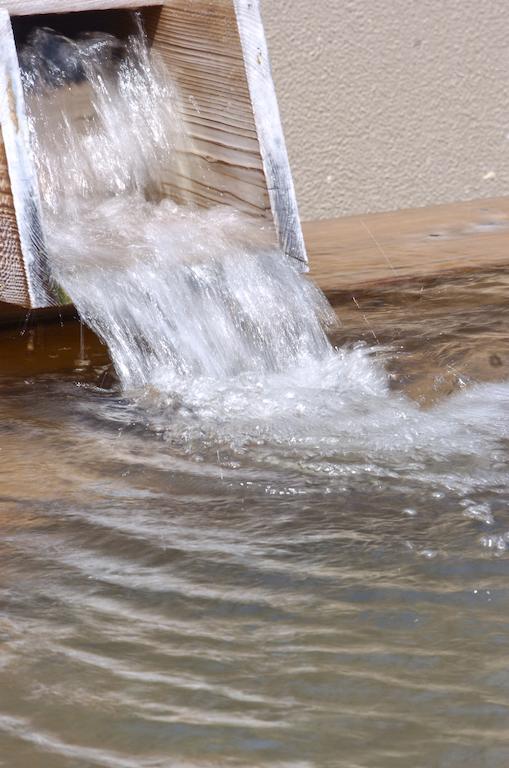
[0,0,157,14]
[1,196,509,323]
[233,0,307,266]
[0,9,55,307]
[305,197,509,295]
[146,1,272,220]
[0,132,30,305]
[145,0,306,265]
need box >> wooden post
[0,0,306,308]
[0,8,54,306]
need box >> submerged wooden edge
[0,9,56,307]
[233,0,307,268]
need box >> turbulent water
[21,25,334,392]
[20,24,509,452]
[18,20,509,558]
[5,20,509,768]
[1,297,509,766]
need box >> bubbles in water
[19,21,509,508]
[20,22,336,391]
[21,22,186,210]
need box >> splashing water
[19,23,509,482]
[20,24,335,391]
[20,24,186,209]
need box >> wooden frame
[0,0,306,308]
[0,8,54,306]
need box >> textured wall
[261,0,509,220]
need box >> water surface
[1,272,508,768]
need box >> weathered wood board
[305,196,509,295]
[0,8,55,307]
[0,0,306,307]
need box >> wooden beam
[304,197,509,295]
[0,9,55,307]
[2,196,508,322]
[233,0,307,265]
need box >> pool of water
[0,271,508,767]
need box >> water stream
[21,25,335,391]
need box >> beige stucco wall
[261,0,509,221]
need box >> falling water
[20,23,336,394]
[18,21,509,460]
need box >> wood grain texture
[304,197,509,295]
[0,9,55,307]
[0,131,30,305]
[233,0,307,266]
[146,0,306,265]
[0,0,156,15]
[146,1,272,221]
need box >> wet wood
[145,0,306,264]
[305,197,509,296]
[0,0,305,307]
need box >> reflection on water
[0,272,509,767]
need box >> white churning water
[20,23,509,473]
[20,24,335,390]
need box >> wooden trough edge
[0,0,307,309]
[233,0,307,267]
[306,196,509,296]
[2,196,509,327]
[0,8,56,307]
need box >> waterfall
[20,22,337,392]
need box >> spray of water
[19,22,509,502]
[20,24,336,391]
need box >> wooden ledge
[304,196,509,296]
[2,195,509,325]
